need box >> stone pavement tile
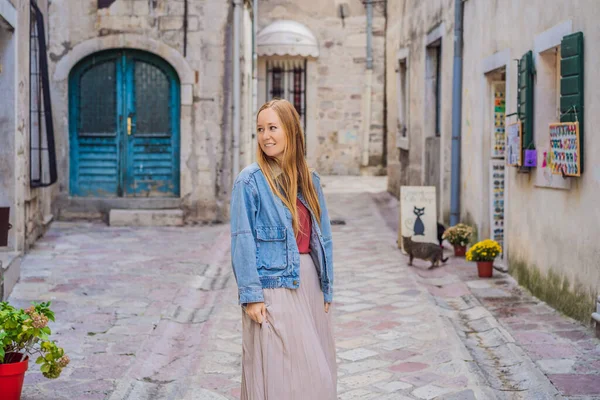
[512,331,560,344]
[377,347,417,361]
[374,337,420,351]
[548,374,600,396]
[411,384,454,399]
[438,389,477,400]
[389,362,429,373]
[438,375,470,389]
[338,388,380,400]
[524,343,578,360]
[375,395,416,400]
[400,372,444,387]
[182,388,231,400]
[338,348,380,361]
[338,359,391,375]
[425,282,471,298]
[459,306,493,321]
[371,320,401,331]
[408,349,453,365]
[555,329,591,341]
[337,336,380,349]
[536,359,575,374]
[376,380,414,392]
[339,369,393,389]
[337,303,377,313]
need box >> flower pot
[476,261,494,278]
[0,353,29,400]
[453,245,466,257]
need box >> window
[426,40,442,137]
[396,56,408,150]
[29,1,57,188]
[517,51,534,151]
[396,58,408,141]
[555,47,561,118]
[434,45,441,136]
[266,59,306,134]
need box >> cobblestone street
[9,177,600,400]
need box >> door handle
[127,117,132,136]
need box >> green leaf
[40,364,50,373]
[45,353,53,362]
[36,356,45,364]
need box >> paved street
[9,177,600,400]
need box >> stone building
[0,0,55,299]
[1,0,387,298]
[257,0,386,175]
[1,0,256,299]
[386,0,600,323]
[47,0,255,224]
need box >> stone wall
[0,4,17,250]
[47,0,252,223]
[257,0,386,175]
[385,0,455,221]
[0,0,53,299]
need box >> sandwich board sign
[398,186,437,252]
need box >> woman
[230,99,336,400]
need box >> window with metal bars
[266,59,307,135]
[30,1,57,188]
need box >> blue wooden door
[69,50,180,197]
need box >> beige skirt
[241,254,337,400]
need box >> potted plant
[442,223,474,257]
[466,239,502,278]
[0,301,70,400]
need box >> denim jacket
[230,163,334,305]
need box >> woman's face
[257,108,287,162]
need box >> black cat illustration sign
[399,186,437,251]
[412,207,426,236]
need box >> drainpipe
[362,0,373,167]
[449,0,464,226]
[233,0,242,176]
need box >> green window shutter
[517,50,534,151]
[560,32,584,173]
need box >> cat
[413,207,425,236]
[437,222,446,248]
[402,235,448,269]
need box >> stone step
[109,209,184,227]
[0,252,21,300]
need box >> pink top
[296,199,312,254]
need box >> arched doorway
[69,49,180,197]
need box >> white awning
[257,20,319,58]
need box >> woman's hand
[245,302,267,324]
[324,302,330,313]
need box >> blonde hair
[256,99,321,236]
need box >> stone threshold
[0,251,22,300]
